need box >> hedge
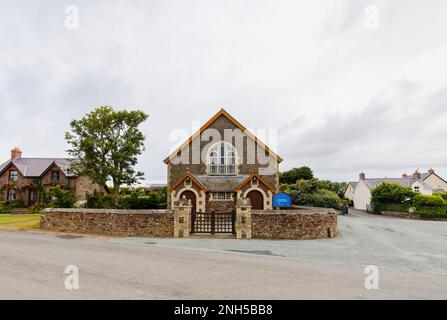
[85,191,167,209]
[294,190,342,210]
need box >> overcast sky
[1,0,447,184]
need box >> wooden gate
[192,212,235,234]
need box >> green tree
[371,182,415,205]
[65,106,149,204]
[279,166,314,184]
[316,180,348,197]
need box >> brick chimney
[359,172,365,180]
[402,173,408,178]
[413,170,421,179]
[428,168,435,174]
[11,147,22,160]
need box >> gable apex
[163,108,283,164]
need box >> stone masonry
[235,203,252,239]
[41,208,174,237]
[251,207,338,240]
[41,206,338,240]
[173,205,192,238]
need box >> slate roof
[362,177,432,191]
[0,158,76,178]
[194,175,249,192]
[348,182,358,188]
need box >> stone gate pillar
[173,202,192,238]
[236,198,252,239]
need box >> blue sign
[273,192,292,207]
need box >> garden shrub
[86,192,114,209]
[0,204,12,213]
[295,189,342,210]
[374,203,411,213]
[414,206,447,217]
[86,190,167,209]
[119,191,167,209]
[412,194,447,217]
[50,186,75,208]
[413,194,445,207]
[371,182,415,205]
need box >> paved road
[0,210,446,299]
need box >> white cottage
[348,169,447,211]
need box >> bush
[28,203,46,213]
[295,179,319,195]
[414,206,447,216]
[412,194,447,217]
[413,194,445,207]
[86,190,167,209]
[50,186,75,208]
[119,191,167,209]
[371,182,415,205]
[295,190,342,210]
[374,203,411,213]
[316,180,348,197]
[0,204,12,213]
[86,192,114,209]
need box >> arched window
[209,143,236,175]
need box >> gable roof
[235,172,276,192]
[195,175,249,192]
[163,108,283,164]
[171,172,208,191]
[361,177,432,191]
[421,172,447,185]
[0,158,76,178]
[348,182,358,188]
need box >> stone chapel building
[164,108,282,213]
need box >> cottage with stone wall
[0,148,104,207]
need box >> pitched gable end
[163,108,283,164]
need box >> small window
[414,185,420,193]
[51,171,60,182]
[7,189,16,201]
[9,170,18,182]
[211,192,233,201]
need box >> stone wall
[40,207,338,240]
[252,207,338,240]
[41,208,174,237]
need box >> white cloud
[1,0,446,183]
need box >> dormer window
[9,170,18,182]
[51,170,60,182]
[208,143,236,175]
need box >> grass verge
[0,215,41,230]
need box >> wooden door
[247,190,264,210]
[28,189,38,206]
